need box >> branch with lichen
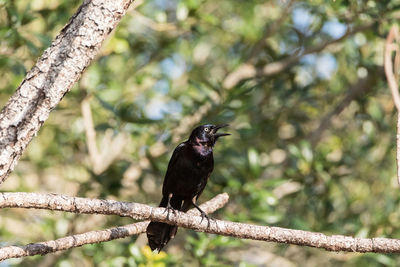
[0,0,134,184]
[1,191,400,261]
[0,193,229,260]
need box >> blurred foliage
[2,0,400,266]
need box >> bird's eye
[204,127,209,132]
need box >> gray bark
[1,192,400,254]
[0,193,229,260]
[0,0,134,183]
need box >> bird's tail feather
[146,222,178,252]
[146,195,182,252]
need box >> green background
[1,0,400,266]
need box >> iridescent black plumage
[146,124,229,252]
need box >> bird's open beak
[213,124,230,138]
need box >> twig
[246,0,295,61]
[384,25,400,186]
[172,1,295,141]
[1,192,400,253]
[385,26,400,111]
[81,96,100,169]
[308,66,384,146]
[172,102,213,143]
[131,10,179,32]
[0,193,228,261]
[81,97,128,174]
[223,24,373,89]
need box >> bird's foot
[164,203,176,220]
[199,211,215,228]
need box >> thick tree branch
[0,193,228,261]
[0,0,134,184]
[223,24,373,89]
[1,192,400,253]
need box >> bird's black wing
[162,142,187,196]
[147,142,188,252]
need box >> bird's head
[189,124,230,147]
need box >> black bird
[146,124,229,252]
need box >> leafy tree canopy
[1,0,400,266]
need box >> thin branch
[171,1,294,141]
[172,102,213,143]
[0,0,134,184]
[385,25,400,111]
[308,66,384,146]
[0,193,228,261]
[1,192,400,253]
[171,4,297,141]
[384,25,400,186]
[81,96,100,168]
[81,96,128,174]
[246,0,295,62]
[223,24,373,89]
[131,10,180,32]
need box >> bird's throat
[192,144,213,157]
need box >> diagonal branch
[0,0,134,184]
[1,192,400,253]
[81,96,100,167]
[385,26,400,111]
[223,24,373,89]
[308,66,384,146]
[0,193,229,261]
[246,0,295,62]
[81,96,128,174]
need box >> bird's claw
[164,203,176,220]
[199,212,215,228]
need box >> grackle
[146,124,230,252]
